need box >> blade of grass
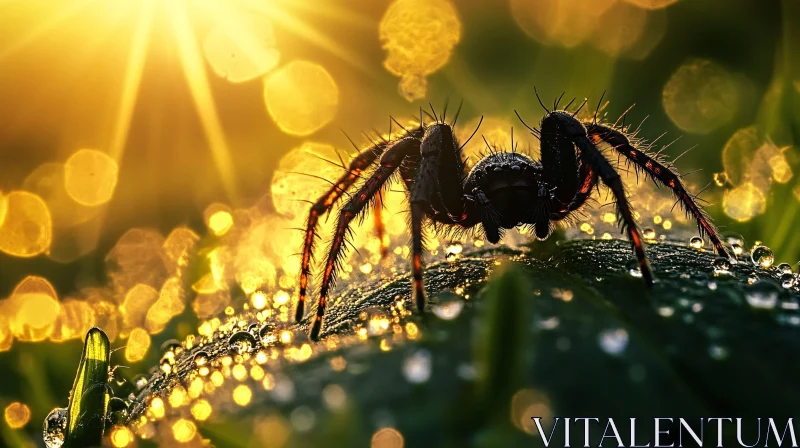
[65,327,110,448]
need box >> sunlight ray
[0,0,99,63]
[167,0,238,200]
[109,0,157,161]
[240,0,374,76]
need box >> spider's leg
[570,132,655,285]
[538,110,582,206]
[407,122,471,309]
[410,202,427,310]
[295,126,422,322]
[373,191,388,258]
[310,137,420,340]
[586,123,730,259]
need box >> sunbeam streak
[167,0,239,200]
[241,0,374,76]
[109,0,156,161]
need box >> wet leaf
[124,240,800,446]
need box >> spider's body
[295,99,731,340]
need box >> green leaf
[65,327,110,448]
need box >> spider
[295,93,732,340]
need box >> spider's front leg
[585,123,731,259]
[540,111,656,285]
[403,122,472,311]
[295,127,422,322]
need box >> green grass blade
[65,327,110,448]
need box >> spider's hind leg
[295,127,422,323]
[310,137,421,340]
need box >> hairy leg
[296,127,421,322]
[586,123,730,259]
[571,134,655,285]
[310,137,420,339]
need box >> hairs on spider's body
[294,94,732,340]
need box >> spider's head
[463,152,550,243]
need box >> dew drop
[598,328,629,355]
[259,323,279,345]
[688,236,703,250]
[777,263,793,275]
[536,316,560,330]
[107,397,129,425]
[193,351,210,367]
[228,330,258,355]
[159,359,172,375]
[445,242,463,262]
[403,349,432,384]
[713,172,729,187]
[626,259,642,278]
[712,257,734,279]
[42,407,67,448]
[642,228,657,241]
[781,273,795,289]
[159,339,182,353]
[708,344,729,360]
[431,292,465,320]
[731,243,744,257]
[132,374,149,390]
[658,306,675,317]
[750,245,774,268]
[359,307,391,337]
[744,280,780,309]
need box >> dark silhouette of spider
[295,92,732,340]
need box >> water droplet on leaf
[709,344,729,360]
[431,292,465,320]
[688,236,703,250]
[445,242,463,262]
[780,273,795,289]
[745,280,780,309]
[598,328,629,355]
[42,407,67,448]
[133,374,148,390]
[777,263,793,275]
[626,259,642,278]
[228,331,257,355]
[194,351,210,367]
[259,323,278,345]
[403,349,432,384]
[750,245,774,268]
[712,257,734,279]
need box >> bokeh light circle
[270,142,345,220]
[379,0,461,101]
[0,190,53,257]
[64,149,119,206]
[263,60,339,136]
[203,15,280,83]
[662,59,740,134]
[510,0,616,48]
[23,162,100,227]
[723,182,766,222]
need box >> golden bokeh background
[0,0,798,446]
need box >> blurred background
[0,0,798,446]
